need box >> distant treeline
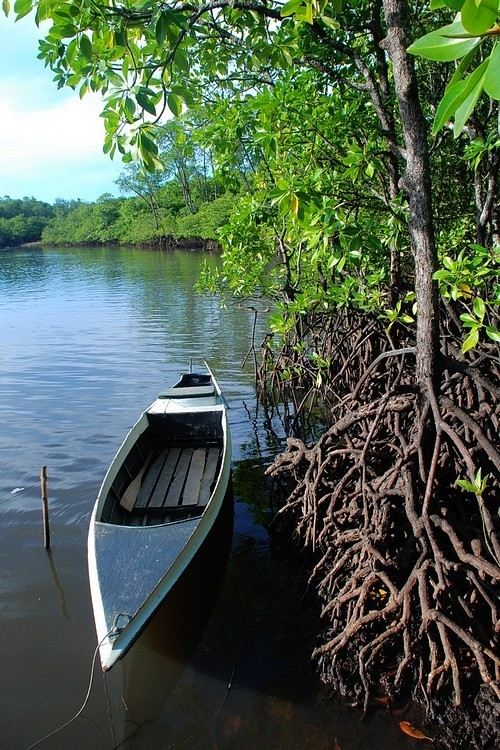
[0,184,233,251]
[0,196,57,249]
[41,181,234,248]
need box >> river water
[0,246,416,750]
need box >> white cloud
[0,83,124,200]
[0,89,109,174]
[0,15,123,200]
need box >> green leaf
[462,327,480,352]
[171,84,195,105]
[432,58,490,134]
[472,296,486,320]
[448,47,478,88]
[461,0,499,35]
[52,5,74,22]
[174,48,190,73]
[433,268,454,280]
[456,478,478,493]
[155,13,170,45]
[469,242,489,253]
[408,20,481,62]
[124,96,136,120]
[303,1,314,24]
[139,131,158,155]
[102,138,113,155]
[58,23,77,38]
[167,92,183,116]
[460,312,479,326]
[2,0,10,15]
[432,79,469,134]
[431,0,463,7]
[13,0,32,19]
[141,152,164,172]
[107,70,124,88]
[321,15,340,30]
[136,89,157,116]
[485,325,500,342]
[280,46,293,66]
[79,33,92,60]
[434,0,464,8]
[114,29,126,48]
[484,42,500,99]
[280,0,303,17]
[453,62,488,135]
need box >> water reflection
[47,549,70,620]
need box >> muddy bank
[35,235,221,252]
[150,235,221,251]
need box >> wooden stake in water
[40,465,50,550]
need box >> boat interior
[100,411,224,527]
[158,372,215,399]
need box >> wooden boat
[87,363,231,671]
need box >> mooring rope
[24,627,119,750]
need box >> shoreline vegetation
[40,193,232,249]
[19,237,221,252]
[0,189,231,253]
[0,196,54,250]
[3,1,499,749]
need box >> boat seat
[158,384,215,399]
[159,372,215,399]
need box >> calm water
[0,246,416,750]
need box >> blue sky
[0,15,123,203]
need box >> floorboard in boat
[181,448,206,505]
[198,447,220,506]
[135,451,167,508]
[148,447,181,507]
[164,449,194,507]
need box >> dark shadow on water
[113,490,234,748]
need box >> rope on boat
[24,625,122,750]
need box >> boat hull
[88,365,231,670]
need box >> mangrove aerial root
[264,316,499,735]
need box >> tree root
[265,335,500,740]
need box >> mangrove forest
[5,0,499,747]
